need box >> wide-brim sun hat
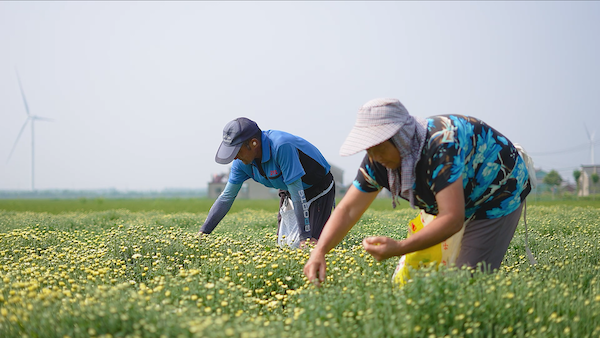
[215,117,260,164]
[340,98,411,156]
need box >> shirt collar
[259,132,271,163]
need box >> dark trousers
[277,183,335,240]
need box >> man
[198,117,335,246]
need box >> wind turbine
[6,70,54,190]
[585,126,596,165]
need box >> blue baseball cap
[215,117,260,164]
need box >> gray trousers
[455,203,524,272]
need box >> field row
[1,206,600,337]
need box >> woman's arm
[303,185,378,286]
[363,179,465,261]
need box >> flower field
[1,205,600,337]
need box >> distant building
[208,163,347,199]
[578,165,600,196]
[207,173,228,199]
[329,164,347,198]
[532,168,573,195]
[533,169,551,194]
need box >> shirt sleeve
[352,154,386,193]
[228,160,252,185]
[199,182,242,234]
[287,178,311,241]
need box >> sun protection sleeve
[199,182,242,234]
[287,178,311,241]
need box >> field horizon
[1,196,599,215]
[1,199,599,337]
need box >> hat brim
[215,142,243,164]
[339,123,404,156]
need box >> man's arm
[198,182,242,234]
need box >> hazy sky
[1,1,599,191]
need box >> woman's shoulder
[426,114,482,128]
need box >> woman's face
[366,140,402,170]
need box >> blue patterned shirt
[354,115,531,220]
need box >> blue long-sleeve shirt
[200,130,330,241]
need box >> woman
[304,98,531,286]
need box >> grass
[0,197,408,214]
[0,198,272,214]
[0,200,599,337]
[1,196,599,215]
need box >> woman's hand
[364,180,465,261]
[362,236,402,261]
[302,186,379,287]
[303,249,327,287]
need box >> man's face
[235,142,255,165]
[366,140,402,170]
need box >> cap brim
[339,123,404,156]
[215,142,243,164]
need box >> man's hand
[303,249,327,287]
[362,236,401,261]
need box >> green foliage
[573,170,581,184]
[1,206,600,337]
[543,170,563,187]
[574,170,582,193]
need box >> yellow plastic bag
[392,210,464,285]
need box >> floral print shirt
[353,115,531,220]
